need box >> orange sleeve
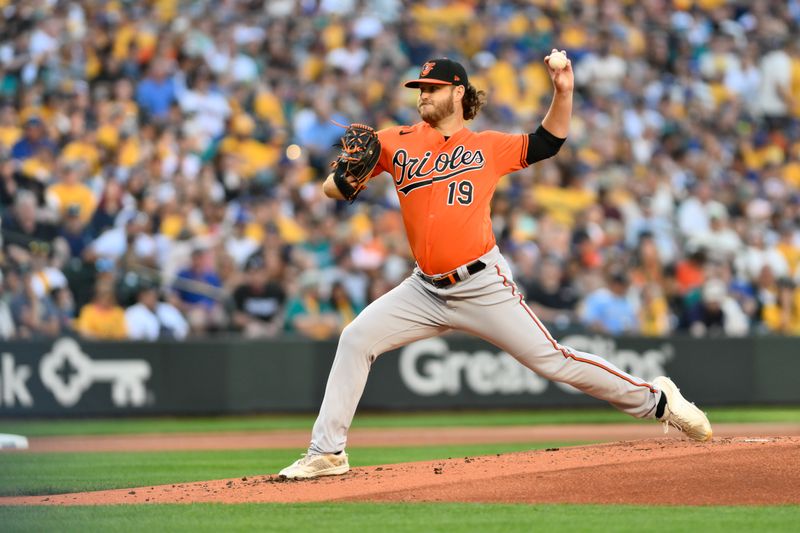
[486,131,528,177]
[371,127,396,177]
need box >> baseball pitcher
[279,52,712,479]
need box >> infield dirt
[19,422,800,453]
[3,436,798,506]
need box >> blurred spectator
[45,161,97,224]
[326,36,369,76]
[125,280,189,341]
[179,69,231,149]
[219,113,279,186]
[625,198,677,265]
[25,240,69,304]
[231,254,286,338]
[674,249,707,297]
[9,265,63,339]
[1,190,56,267]
[681,278,749,337]
[10,116,56,162]
[629,233,665,287]
[724,41,761,106]
[57,204,94,260]
[326,249,370,308]
[328,281,363,331]
[136,59,177,121]
[638,283,671,337]
[225,209,261,269]
[574,33,626,97]
[579,270,638,336]
[88,179,127,237]
[676,182,725,240]
[293,100,349,171]
[74,279,128,340]
[172,246,226,334]
[523,255,578,330]
[51,286,77,334]
[285,271,338,340]
[572,229,603,271]
[686,206,743,264]
[300,218,335,269]
[757,38,793,129]
[84,211,157,268]
[762,278,800,335]
[735,227,790,281]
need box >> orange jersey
[373,121,528,274]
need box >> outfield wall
[1,335,798,416]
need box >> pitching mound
[3,436,798,506]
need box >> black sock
[655,392,667,419]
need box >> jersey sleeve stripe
[520,134,529,168]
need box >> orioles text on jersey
[392,145,486,195]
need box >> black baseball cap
[404,58,469,88]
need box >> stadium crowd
[1,0,800,341]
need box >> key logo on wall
[39,338,152,407]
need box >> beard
[418,96,455,125]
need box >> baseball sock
[655,391,667,419]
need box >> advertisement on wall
[1,335,798,417]
[360,334,684,409]
[0,338,153,413]
[0,336,321,417]
[392,335,674,398]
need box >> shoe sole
[279,464,350,480]
[655,377,712,442]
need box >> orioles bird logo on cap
[421,61,435,76]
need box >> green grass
[1,406,797,437]
[1,409,796,531]
[2,503,799,533]
[0,441,586,497]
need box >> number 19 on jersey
[446,180,474,205]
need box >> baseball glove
[331,123,381,202]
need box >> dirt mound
[3,437,798,506]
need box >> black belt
[417,260,487,288]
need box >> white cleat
[278,452,350,480]
[653,376,713,442]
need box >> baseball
[548,50,568,71]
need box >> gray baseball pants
[310,246,660,454]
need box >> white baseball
[548,51,568,71]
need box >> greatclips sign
[361,334,798,409]
[393,336,674,398]
[361,336,663,408]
